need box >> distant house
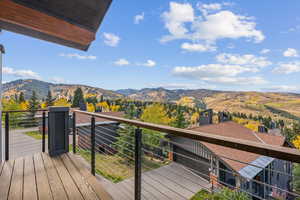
[76,112,124,154]
[170,111,293,200]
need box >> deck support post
[73,112,76,154]
[42,111,46,152]
[0,45,5,161]
[91,116,96,176]
[48,107,69,157]
[134,128,142,200]
[5,112,9,161]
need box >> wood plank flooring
[0,153,112,200]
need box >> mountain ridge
[3,79,300,121]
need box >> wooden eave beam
[0,0,95,47]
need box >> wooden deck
[0,153,112,200]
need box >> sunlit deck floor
[0,153,112,200]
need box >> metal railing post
[91,116,96,176]
[42,111,46,152]
[5,112,9,161]
[134,128,142,200]
[73,112,76,154]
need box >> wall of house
[171,136,218,181]
[239,160,293,200]
[77,123,119,154]
[269,159,293,199]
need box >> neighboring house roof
[189,121,286,175]
[75,111,124,125]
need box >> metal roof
[238,156,274,179]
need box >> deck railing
[72,110,300,200]
[2,109,48,160]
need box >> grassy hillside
[204,92,300,122]
[3,79,123,100]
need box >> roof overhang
[0,44,5,54]
[0,0,112,50]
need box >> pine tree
[45,91,55,107]
[72,88,85,108]
[28,91,39,126]
[172,108,188,128]
[18,92,25,103]
[114,124,136,163]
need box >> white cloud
[181,42,216,52]
[50,77,67,83]
[3,67,40,79]
[263,85,299,93]
[161,2,194,38]
[103,33,120,47]
[173,64,253,78]
[198,3,223,16]
[172,63,267,85]
[114,58,130,66]
[141,60,156,67]
[134,13,144,24]
[273,61,300,74]
[203,76,267,85]
[151,83,198,89]
[161,2,264,49]
[59,53,96,60]
[283,48,298,57]
[260,49,270,54]
[216,53,272,69]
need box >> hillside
[3,79,300,122]
[3,79,123,100]
[116,88,221,102]
[117,88,300,121]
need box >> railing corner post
[42,111,46,153]
[5,112,9,161]
[73,112,76,154]
[134,128,142,200]
[91,116,96,176]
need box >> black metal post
[91,116,96,176]
[134,128,142,200]
[72,112,76,154]
[5,112,9,161]
[42,111,46,152]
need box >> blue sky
[1,0,300,92]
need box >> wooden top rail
[2,109,48,113]
[74,110,300,163]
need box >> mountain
[117,87,300,121]
[3,79,123,100]
[3,79,300,121]
[116,87,221,102]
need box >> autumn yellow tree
[141,104,172,125]
[293,136,300,149]
[54,98,71,107]
[96,101,110,112]
[110,105,120,112]
[87,103,95,112]
[140,104,172,147]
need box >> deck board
[23,156,38,200]
[66,153,113,200]
[52,156,84,200]
[60,154,99,200]
[42,153,69,200]
[0,161,14,200]
[0,153,112,200]
[8,158,24,200]
[34,153,53,200]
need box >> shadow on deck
[0,153,112,200]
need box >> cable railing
[2,109,48,160]
[71,110,300,200]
